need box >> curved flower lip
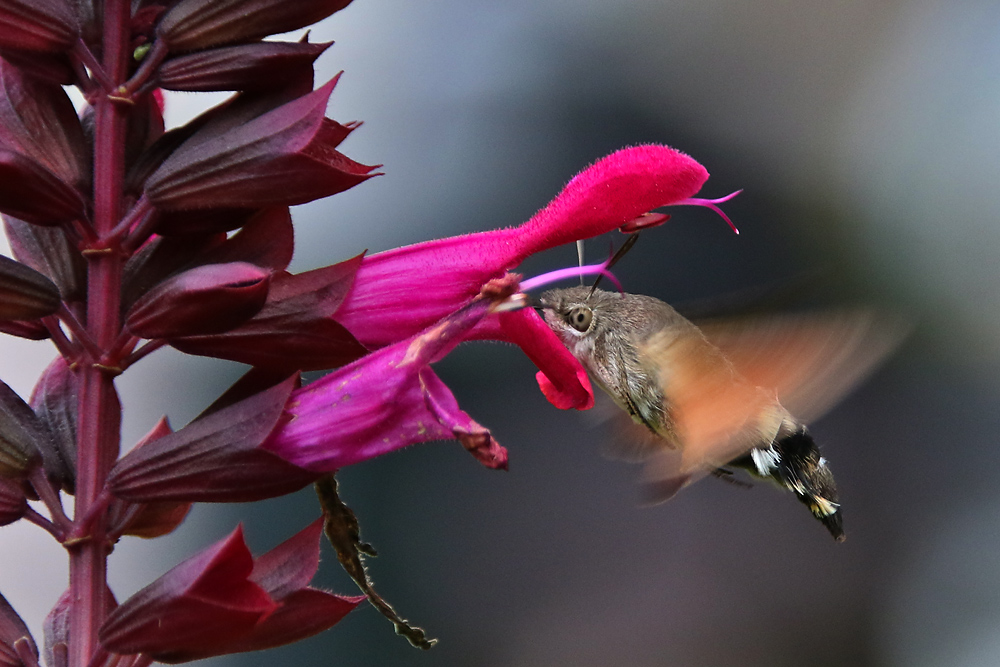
[265,277,523,471]
[334,144,733,410]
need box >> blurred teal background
[3,1,1000,665]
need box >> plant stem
[69,1,130,666]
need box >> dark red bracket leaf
[99,526,276,662]
[159,41,332,92]
[0,61,89,191]
[0,0,79,53]
[156,0,353,53]
[0,150,87,226]
[107,418,192,540]
[100,522,361,663]
[0,479,25,527]
[170,253,366,371]
[28,357,76,491]
[0,590,36,667]
[4,215,86,303]
[0,377,52,478]
[144,76,379,212]
[125,261,271,339]
[0,254,60,321]
[107,377,318,503]
[0,319,48,340]
[44,587,116,667]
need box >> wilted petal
[125,262,271,339]
[145,76,379,212]
[4,215,86,302]
[0,149,86,226]
[0,0,78,53]
[99,526,276,662]
[0,254,60,321]
[107,378,318,503]
[157,0,352,53]
[171,254,366,371]
[0,480,25,527]
[159,41,332,92]
[421,370,507,468]
[265,285,515,470]
[28,357,75,490]
[0,590,36,667]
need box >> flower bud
[126,262,271,339]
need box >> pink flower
[264,278,519,471]
[334,144,732,410]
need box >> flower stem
[69,1,130,666]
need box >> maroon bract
[0,590,36,667]
[144,76,379,213]
[0,0,78,53]
[125,262,272,339]
[99,522,362,663]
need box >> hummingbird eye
[566,306,594,332]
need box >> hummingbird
[539,285,900,541]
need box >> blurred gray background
[3,0,1000,665]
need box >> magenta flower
[265,277,520,472]
[107,277,521,506]
[99,521,362,663]
[335,144,732,410]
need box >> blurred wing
[695,310,907,423]
[630,328,790,500]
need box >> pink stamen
[673,189,742,234]
[519,261,622,293]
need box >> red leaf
[157,0,353,53]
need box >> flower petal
[494,308,594,410]
[0,149,87,226]
[4,215,86,302]
[336,144,708,350]
[266,286,514,470]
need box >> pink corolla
[335,144,736,411]
[107,276,525,505]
